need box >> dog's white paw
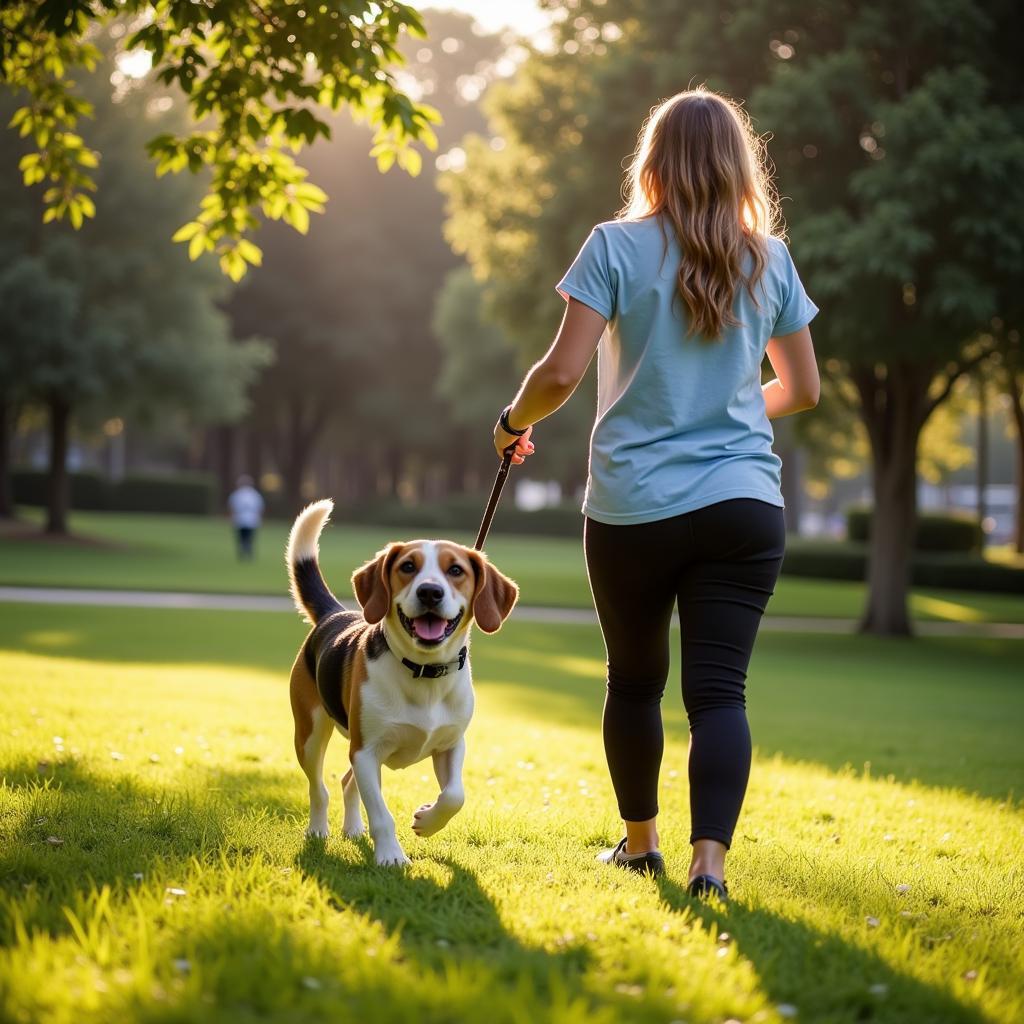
[411,802,448,838]
[342,819,366,839]
[374,840,410,867]
[305,823,330,839]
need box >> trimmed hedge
[9,469,109,510]
[336,497,1021,594]
[846,506,983,553]
[12,469,217,516]
[782,540,1023,594]
[337,495,583,538]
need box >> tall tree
[443,0,1024,634]
[997,327,1024,552]
[1,0,437,276]
[227,9,505,512]
[0,43,269,533]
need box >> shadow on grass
[0,757,621,1024]
[297,844,591,988]
[0,755,999,1024]
[657,876,987,1024]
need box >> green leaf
[188,232,206,261]
[397,147,422,176]
[219,249,247,282]
[287,203,310,234]
[237,239,262,266]
[293,182,328,208]
[172,221,202,243]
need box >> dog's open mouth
[398,607,464,646]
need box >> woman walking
[493,89,820,898]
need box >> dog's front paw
[342,820,366,839]
[305,823,330,839]
[374,840,410,867]
[411,802,446,838]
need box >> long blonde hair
[620,88,780,340]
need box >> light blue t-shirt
[557,216,818,525]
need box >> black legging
[584,498,785,848]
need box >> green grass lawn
[1,602,1021,1023]
[2,508,1023,624]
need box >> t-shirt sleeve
[556,227,615,320]
[772,243,819,336]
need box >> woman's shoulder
[592,215,663,237]
[586,216,664,260]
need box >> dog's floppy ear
[352,544,403,624]
[466,551,519,634]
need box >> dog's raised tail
[286,499,343,623]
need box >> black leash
[474,447,515,550]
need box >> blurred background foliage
[2,1,1023,633]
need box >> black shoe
[687,873,728,901]
[596,837,666,878]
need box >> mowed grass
[2,508,1024,624]
[1,603,1022,1023]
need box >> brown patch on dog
[465,550,519,633]
[352,542,411,624]
[346,646,368,755]
[289,640,320,760]
[437,543,476,604]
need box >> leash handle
[474,447,515,550]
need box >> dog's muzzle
[398,605,464,646]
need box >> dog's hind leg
[291,651,334,837]
[341,767,364,837]
[299,707,334,837]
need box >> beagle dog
[286,499,518,866]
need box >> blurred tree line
[219,9,518,514]
[441,0,1024,634]
[0,33,269,533]
[3,2,1022,636]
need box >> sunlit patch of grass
[910,595,985,623]
[19,630,82,649]
[0,605,1022,1023]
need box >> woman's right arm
[763,326,820,418]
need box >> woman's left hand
[494,421,535,464]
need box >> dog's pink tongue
[414,615,446,641]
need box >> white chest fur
[358,655,474,770]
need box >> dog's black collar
[384,636,468,679]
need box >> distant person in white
[227,475,264,561]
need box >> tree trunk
[0,396,13,519]
[1005,366,1024,554]
[975,375,988,533]
[279,397,329,514]
[245,422,263,483]
[779,445,803,534]
[215,424,237,503]
[46,398,71,535]
[861,435,917,635]
[381,445,403,499]
[282,421,306,515]
[853,363,929,636]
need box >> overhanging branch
[922,341,997,424]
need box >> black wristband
[499,405,528,436]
